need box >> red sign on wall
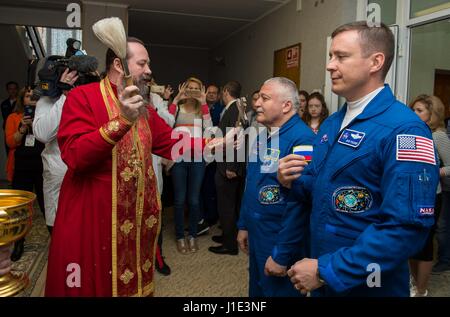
[286,46,299,68]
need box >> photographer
[5,87,45,262]
[168,77,212,254]
[33,68,78,234]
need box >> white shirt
[151,92,174,128]
[33,95,67,175]
[33,95,68,226]
[150,92,173,195]
[340,86,384,131]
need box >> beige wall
[209,0,358,96]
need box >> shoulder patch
[293,145,313,162]
[396,134,436,165]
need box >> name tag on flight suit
[338,129,365,148]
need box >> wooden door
[434,69,450,118]
[273,43,301,88]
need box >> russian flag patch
[293,145,313,162]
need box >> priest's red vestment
[45,78,183,296]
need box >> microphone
[67,55,98,73]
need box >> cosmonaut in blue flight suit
[288,85,439,296]
[238,113,316,297]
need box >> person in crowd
[1,81,19,154]
[5,86,45,262]
[205,84,224,127]
[297,90,309,118]
[408,95,450,295]
[33,68,78,234]
[45,37,229,296]
[246,90,261,128]
[237,77,315,297]
[168,77,212,254]
[209,80,245,256]
[150,84,173,275]
[198,84,224,236]
[1,81,19,128]
[302,92,329,134]
[278,21,439,296]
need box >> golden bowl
[0,189,36,297]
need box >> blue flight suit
[290,85,439,296]
[238,114,316,297]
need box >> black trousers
[12,169,45,216]
[201,162,219,226]
[215,170,244,250]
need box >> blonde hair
[181,76,203,115]
[410,94,446,132]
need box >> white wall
[209,0,358,96]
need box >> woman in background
[302,92,329,134]
[409,94,450,296]
[5,87,45,261]
[297,90,309,118]
[168,77,212,254]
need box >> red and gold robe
[45,77,187,296]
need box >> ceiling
[0,0,291,49]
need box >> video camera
[32,38,100,100]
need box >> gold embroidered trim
[120,220,134,235]
[142,259,152,273]
[99,127,117,145]
[120,167,134,182]
[145,215,158,230]
[100,78,118,296]
[119,269,135,285]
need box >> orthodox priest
[45,37,222,296]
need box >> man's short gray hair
[263,77,300,110]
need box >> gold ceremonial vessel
[0,189,36,297]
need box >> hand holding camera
[60,68,79,88]
[173,82,207,104]
[19,113,33,134]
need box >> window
[410,0,450,18]
[36,27,82,56]
[408,19,450,109]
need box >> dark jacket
[216,101,245,177]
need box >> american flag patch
[396,134,436,165]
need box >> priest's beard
[135,74,152,119]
